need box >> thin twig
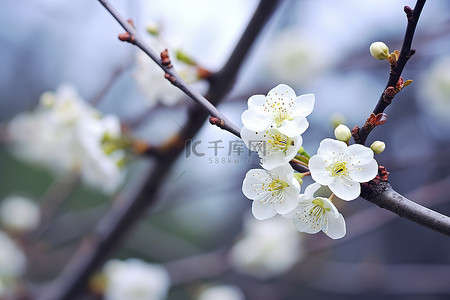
[354,0,426,145]
[89,60,132,106]
[97,0,241,137]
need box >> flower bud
[145,22,160,36]
[369,42,390,60]
[334,124,351,142]
[370,141,385,154]
[294,173,304,185]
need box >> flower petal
[247,95,266,108]
[323,213,346,239]
[285,135,303,160]
[292,204,322,234]
[328,177,360,201]
[309,156,334,185]
[348,159,378,183]
[242,169,270,200]
[252,200,277,220]
[261,153,287,170]
[266,84,296,103]
[303,183,322,199]
[275,193,298,214]
[278,117,309,137]
[241,109,273,132]
[317,138,348,161]
[347,144,375,165]
[291,93,315,117]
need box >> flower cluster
[241,84,313,219]
[7,84,126,194]
[241,84,379,239]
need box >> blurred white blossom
[7,84,126,194]
[0,230,26,296]
[229,214,304,279]
[197,285,245,300]
[103,258,170,300]
[134,32,203,107]
[263,28,328,85]
[418,55,450,128]
[0,195,40,232]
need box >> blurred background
[1,0,450,299]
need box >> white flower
[134,34,202,107]
[76,115,125,194]
[104,259,170,300]
[309,139,378,200]
[197,285,245,300]
[241,127,302,170]
[229,214,304,279]
[7,84,127,194]
[241,84,315,138]
[369,41,389,60]
[134,51,187,107]
[242,164,300,220]
[0,230,26,279]
[0,196,40,232]
[284,183,346,239]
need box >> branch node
[351,125,360,141]
[404,6,414,21]
[408,49,416,58]
[209,117,225,128]
[384,86,396,104]
[164,73,176,84]
[118,32,135,43]
[161,49,173,69]
[127,18,135,28]
[360,166,391,200]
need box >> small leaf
[403,79,413,87]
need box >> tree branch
[360,166,450,236]
[348,0,450,237]
[37,1,282,299]
[98,0,241,137]
[361,181,450,236]
[354,0,426,145]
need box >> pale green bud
[369,41,390,60]
[370,141,385,154]
[39,91,55,107]
[334,124,351,142]
[146,22,160,36]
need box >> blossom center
[266,179,289,192]
[328,161,349,177]
[265,96,293,127]
[267,131,293,153]
[308,198,331,223]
